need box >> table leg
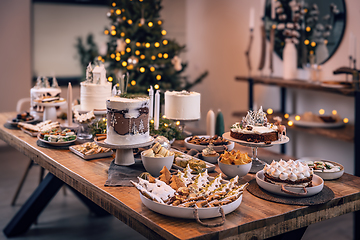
[3,173,63,237]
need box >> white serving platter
[296,157,344,180]
[256,170,324,198]
[37,134,77,146]
[171,148,216,172]
[140,192,242,219]
[69,145,113,160]
[184,135,235,151]
[289,115,345,128]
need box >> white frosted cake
[80,82,112,111]
[164,90,201,120]
[106,96,150,145]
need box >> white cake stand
[73,104,107,115]
[166,117,199,137]
[36,100,66,122]
[95,136,154,166]
[222,132,289,173]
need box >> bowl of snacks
[141,142,175,177]
[296,157,344,180]
[218,150,252,178]
[201,144,220,164]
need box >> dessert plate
[222,132,289,147]
[288,115,345,128]
[296,157,344,180]
[7,116,39,126]
[171,149,216,172]
[184,135,235,151]
[37,134,77,146]
[256,170,324,198]
[69,146,113,160]
[140,192,242,219]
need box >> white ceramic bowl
[201,153,220,164]
[296,158,344,180]
[217,159,252,178]
[141,151,174,177]
[256,170,324,197]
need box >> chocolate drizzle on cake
[107,107,149,135]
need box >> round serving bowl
[141,151,174,177]
[217,158,252,178]
[201,153,220,164]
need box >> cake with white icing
[80,64,112,111]
[164,90,201,120]
[263,159,313,187]
[230,107,283,143]
[30,76,61,114]
[106,96,150,145]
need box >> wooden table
[1,111,360,240]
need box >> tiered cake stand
[37,100,66,122]
[222,132,289,173]
[95,137,154,166]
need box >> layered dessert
[164,90,201,120]
[30,77,61,114]
[230,107,282,143]
[263,159,313,187]
[106,96,150,145]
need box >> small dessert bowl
[218,158,252,178]
[141,151,174,177]
[202,153,220,164]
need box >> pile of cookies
[72,142,111,155]
[142,142,174,158]
[219,150,252,165]
[18,120,60,134]
[187,135,229,146]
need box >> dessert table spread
[1,111,360,240]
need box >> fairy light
[140,67,145,73]
[110,9,114,14]
[288,120,294,126]
[101,59,104,63]
[122,16,126,21]
[148,22,153,27]
[163,39,168,45]
[161,30,167,35]
[164,123,168,127]
[304,39,309,45]
[136,42,141,47]
[156,75,161,80]
[163,53,168,59]
[319,109,325,115]
[267,108,273,114]
[151,55,156,60]
[97,56,102,61]
[104,30,109,35]
[150,119,154,124]
[158,53,163,58]
[154,84,159,89]
[343,118,349,123]
[306,26,311,32]
[295,115,301,121]
[158,20,162,25]
[272,24,277,29]
[150,66,155,72]
[135,50,140,55]
[284,113,289,119]
[111,30,116,35]
[304,8,308,13]
[122,61,127,67]
[127,19,133,25]
[120,51,125,55]
[120,32,125,37]
[311,42,316,47]
[131,80,136,85]
[332,110,337,115]
[145,43,151,48]
[126,47,131,52]
[110,53,115,59]
[102,117,106,122]
[108,76,113,82]
[176,121,180,126]
[154,42,160,47]
[116,9,121,15]
[125,38,131,44]
[324,39,328,45]
[112,2,116,7]
[140,55,145,59]
[127,65,133,70]
[116,56,120,61]
[310,50,314,55]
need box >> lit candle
[149,86,154,119]
[249,8,255,30]
[154,90,160,130]
[67,82,73,127]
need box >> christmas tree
[101,0,207,93]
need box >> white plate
[171,149,216,172]
[296,157,344,180]
[256,170,324,197]
[289,115,345,128]
[20,128,38,137]
[73,104,107,115]
[140,192,242,219]
[184,135,235,151]
[69,145,113,160]
[222,132,289,147]
[37,134,77,146]
[7,116,39,126]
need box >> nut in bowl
[141,142,175,177]
[218,150,252,178]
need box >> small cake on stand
[164,90,201,136]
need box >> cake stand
[95,137,154,166]
[36,100,66,122]
[222,132,289,174]
[166,118,199,137]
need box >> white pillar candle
[154,90,160,130]
[149,86,154,119]
[249,8,255,30]
[354,35,357,61]
[206,109,215,137]
[349,32,353,58]
[67,82,73,126]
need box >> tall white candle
[249,8,255,30]
[67,82,73,126]
[206,109,215,137]
[349,32,353,58]
[354,35,357,61]
[154,90,160,130]
[149,86,154,119]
